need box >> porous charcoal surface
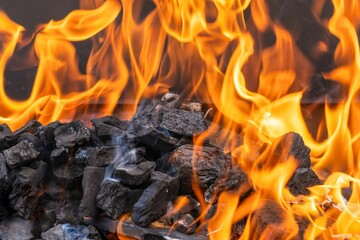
[286,168,321,196]
[3,140,39,169]
[114,161,156,186]
[54,120,91,148]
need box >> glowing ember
[1,0,360,238]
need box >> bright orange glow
[1,0,360,238]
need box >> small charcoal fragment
[53,164,84,188]
[75,146,118,167]
[174,214,197,234]
[150,171,179,200]
[287,168,321,196]
[132,181,169,227]
[91,116,128,139]
[54,120,91,148]
[9,178,41,219]
[168,144,231,195]
[80,166,105,217]
[97,179,143,219]
[39,121,62,148]
[168,196,201,222]
[16,161,48,186]
[135,126,178,152]
[114,161,156,186]
[3,140,39,169]
[50,147,69,169]
[342,187,352,201]
[17,132,49,160]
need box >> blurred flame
[1,0,360,238]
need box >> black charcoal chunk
[80,166,105,217]
[0,124,12,151]
[53,164,84,188]
[136,127,178,152]
[287,168,321,196]
[174,214,196,234]
[12,119,42,138]
[17,133,49,160]
[16,161,48,186]
[132,181,169,227]
[97,179,143,219]
[9,178,41,219]
[160,107,207,137]
[3,140,39,169]
[114,161,156,186]
[167,144,231,195]
[39,121,62,148]
[54,120,91,148]
[75,146,118,167]
[91,116,128,139]
[50,147,69,169]
[150,171,179,200]
[0,217,35,240]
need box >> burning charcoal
[12,119,42,138]
[135,126,178,152]
[3,140,39,169]
[54,120,91,148]
[161,92,179,103]
[17,132,49,160]
[39,121,62,148]
[80,166,105,217]
[16,161,48,186]
[0,124,12,151]
[91,115,128,139]
[204,167,252,203]
[342,187,352,201]
[114,161,156,186]
[53,163,84,188]
[45,180,83,201]
[167,144,231,195]
[150,171,179,200]
[50,147,69,169]
[159,107,207,137]
[132,181,169,227]
[232,219,246,239]
[75,145,118,167]
[8,178,41,219]
[179,102,202,112]
[274,132,311,169]
[96,179,143,219]
[174,214,197,234]
[0,217,35,240]
[287,168,321,196]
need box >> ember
[0,0,360,239]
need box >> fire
[1,0,360,238]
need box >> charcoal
[114,161,156,186]
[3,140,39,169]
[39,209,57,232]
[0,153,9,193]
[165,196,201,223]
[45,180,83,201]
[167,144,231,195]
[91,115,128,139]
[274,132,311,169]
[150,171,179,200]
[12,119,42,139]
[16,161,48,186]
[43,197,82,224]
[39,121,62,148]
[287,168,321,196]
[136,126,178,152]
[41,224,97,240]
[53,163,84,188]
[0,124,12,151]
[132,181,169,227]
[174,214,196,234]
[50,147,69,169]
[0,217,35,240]
[179,102,202,112]
[54,120,91,148]
[75,146,118,167]
[96,179,143,219]
[80,166,105,217]
[204,167,252,203]
[232,219,246,239]
[161,92,179,103]
[8,178,41,219]
[17,133,49,160]
[160,107,207,137]
[342,187,352,201]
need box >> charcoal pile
[0,95,328,239]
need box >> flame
[1,0,360,238]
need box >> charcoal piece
[16,161,48,186]
[179,102,202,112]
[168,144,231,195]
[39,209,57,232]
[287,168,321,196]
[41,224,65,240]
[53,164,84,188]
[136,126,178,152]
[150,171,179,200]
[17,132,49,160]
[41,224,96,240]
[75,146,118,167]
[39,121,62,148]
[174,214,196,234]
[54,120,91,148]
[114,161,156,186]
[91,115,128,139]
[342,187,352,201]
[3,140,39,169]
[96,179,143,219]
[168,196,201,222]
[43,197,82,224]
[0,217,35,240]
[132,181,169,227]
[8,178,40,219]
[160,107,207,137]
[0,124,12,151]
[274,132,311,169]
[50,147,69,169]
[0,153,9,189]
[232,219,246,239]
[87,225,102,240]
[12,119,42,138]
[204,167,252,203]
[80,166,105,217]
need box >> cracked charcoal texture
[114,161,156,186]
[54,120,91,148]
[3,140,39,169]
